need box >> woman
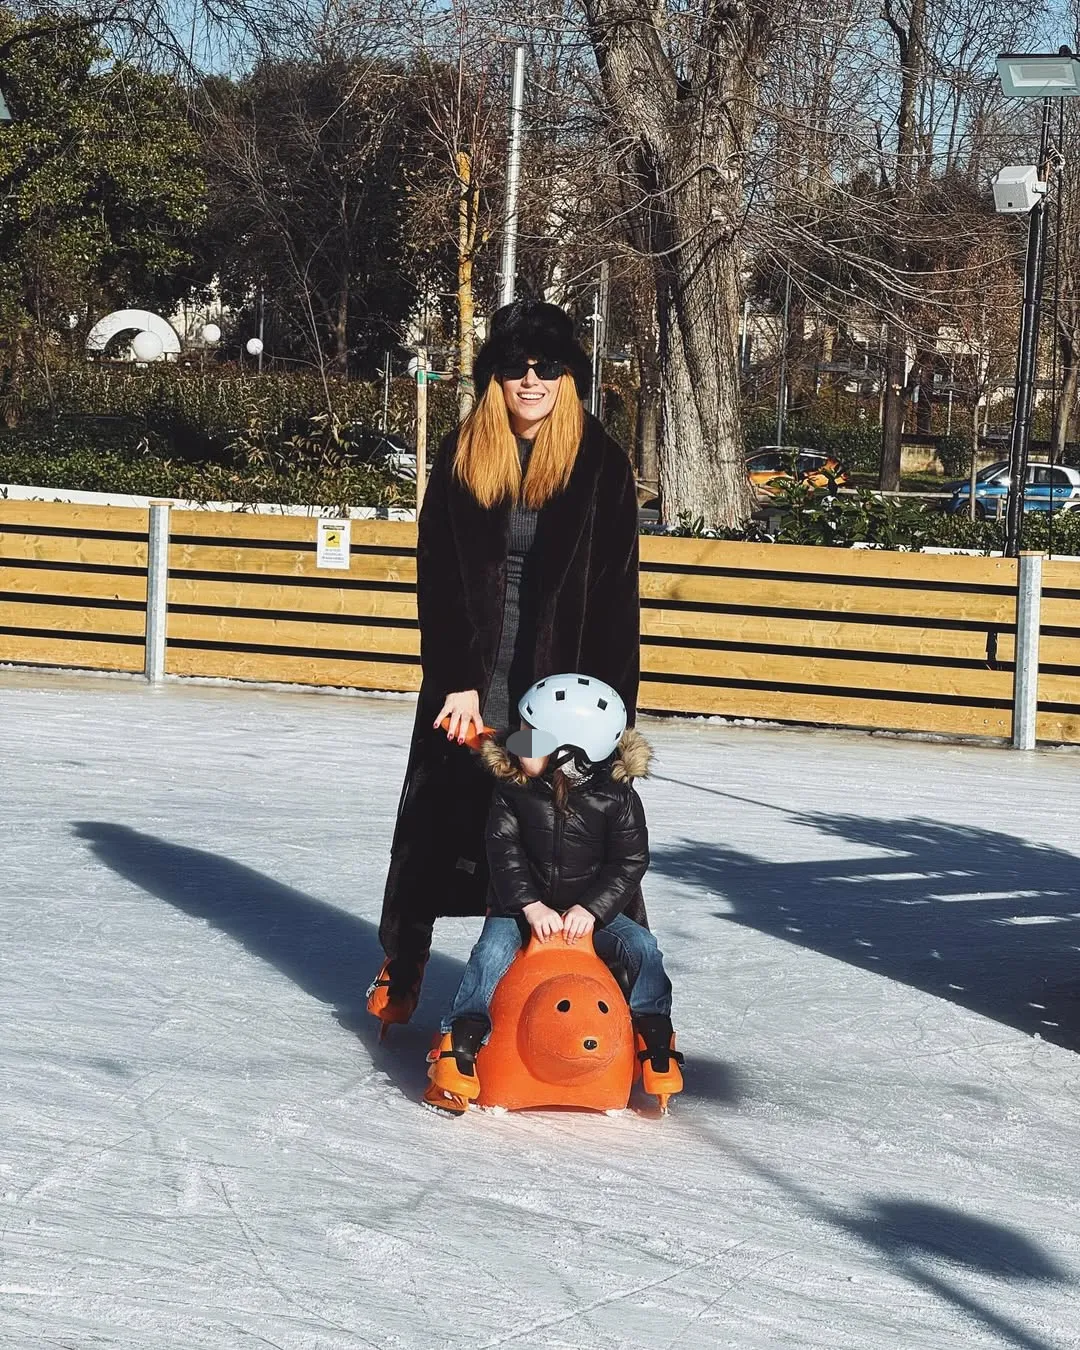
[369,299,643,1030]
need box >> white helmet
[516,673,627,764]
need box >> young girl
[424,673,682,1115]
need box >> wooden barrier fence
[3,499,1080,745]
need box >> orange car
[747,446,848,500]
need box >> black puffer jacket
[478,729,652,926]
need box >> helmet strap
[548,748,578,772]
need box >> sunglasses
[497,358,565,381]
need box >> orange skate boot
[366,958,426,1040]
[422,1017,487,1117]
[633,1014,684,1113]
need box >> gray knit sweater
[481,437,540,730]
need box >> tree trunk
[655,221,751,525]
[1053,330,1078,462]
[880,0,926,490]
[331,284,348,375]
[456,151,479,422]
[787,291,811,416]
[635,356,660,484]
[583,0,771,530]
[880,324,908,492]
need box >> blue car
[947,461,1080,517]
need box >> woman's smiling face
[500,360,563,437]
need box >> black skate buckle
[638,1046,685,1071]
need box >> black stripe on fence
[0,590,143,611]
[641,597,1016,634]
[0,557,146,577]
[639,667,1011,710]
[169,568,415,592]
[170,533,417,557]
[0,521,418,558]
[641,559,1016,596]
[642,632,1011,673]
[0,625,141,645]
[1039,587,1080,601]
[168,603,417,628]
[167,637,419,664]
[0,523,144,542]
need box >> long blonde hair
[453,374,584,509]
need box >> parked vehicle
[946,461,1080,516]
[635,446,848,520]
[344,428,416,478]
[747,446,848,500]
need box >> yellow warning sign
[316,517,350,569]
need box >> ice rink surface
[3,667,1080,1349]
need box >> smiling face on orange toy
[517,973,620,1084]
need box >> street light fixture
[994,47,1080,557]
[997,51,1080,98]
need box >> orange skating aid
[475,932,635,1112]
[437,717,496,752]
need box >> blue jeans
[441,913,673,1037]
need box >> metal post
[498,45,526,309]
[589,260,610,417]
[257,285,265,375]
[1012,551,1043,749]
[381,351,391,433]
[774,266,792,449]
[415,348,428,512]
[144,501,171,683]
[740,296,751,373]
[1004,98,1053,557]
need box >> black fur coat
[377,412,643,985]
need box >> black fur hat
[473,300,592,399]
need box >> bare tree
[572,0,787,527]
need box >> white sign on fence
[315,518,351,569]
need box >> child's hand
[522,902,563,942]
[561,905,595,943]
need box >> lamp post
[994,48,1080,556]
[498,46,526,309]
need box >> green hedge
[661,478,1080,555]
[0,366,459,461]
[0,422,414,509]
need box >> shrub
[0,422,413,510]
[937,434,973,479]
[744,415,883,474]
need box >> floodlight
[992,166,1048,213]
[996,50,1080,98]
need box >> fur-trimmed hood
[479,727,653,788]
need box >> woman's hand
[561,905,595,944]
[522,901,564,942]
[434,689,483,744]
